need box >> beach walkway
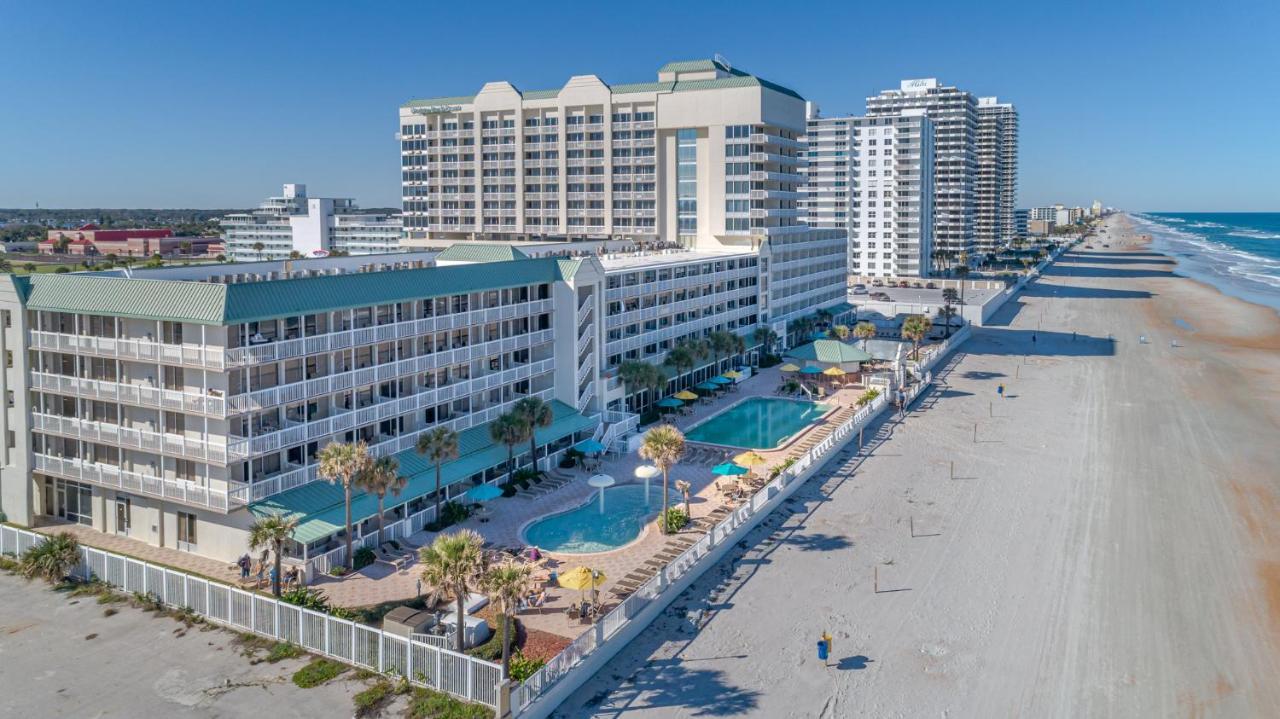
[554,215,1280,717]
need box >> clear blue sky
[2,0,1276,211]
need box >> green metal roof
[249,401,598,545]
[435,243,528,263]
[25,275,229,324]
[786,340,873,364]
[403,95,476,108]
[658,59,731,73]
[404,59,804,107]
[21,257,572,326]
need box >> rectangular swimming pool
[685,397,829,449]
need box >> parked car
[898,280,911,288]
[925,281,936,289]
[911,281,923,289]
[852,284,868,294]
[871,279,884,287]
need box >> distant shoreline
[1124,212,1280,315]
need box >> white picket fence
[0,524,503,709]
[508,328,971,717]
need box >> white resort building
[222,184,404,261]
[398,58,848,338]
[803,107,936,278]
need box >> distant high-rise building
[1014,209,1029,238]
[799,103,855,235]
[867,79,978,267]
[977,97,1018,252]
[221,184,403,261]
[802,107,935,277]
[1091,200,1103,216]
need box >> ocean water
[1128,212,1280,311]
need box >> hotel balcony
[33,453,246,512]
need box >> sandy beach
[554,214,1280,718]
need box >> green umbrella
[656,397,684,408]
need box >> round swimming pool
[523,484,678,554]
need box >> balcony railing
[31,372,227,418]
[31,412,237,465]
[226,329,554,415]
[224,299,553,367]
[30,331,228,371]
[33,453,243,512]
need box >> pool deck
[27,343,944,644]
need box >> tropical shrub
[352,547,376,571]
[426,501,472,532]
[20,532,81,584]
[509,652,546,682]
[660,508,689,533]
[856,388,881,407]
[466,613,516,661]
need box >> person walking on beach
[896,389,906,417]
[997,383,1005,399]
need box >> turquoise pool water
[523,484,677,554]
[685,397,828,449]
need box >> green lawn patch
[292,658,347,688]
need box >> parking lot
[849,283,1002,308]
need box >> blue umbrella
[800,365,824,375]
[809,331,828,341]
[695,381,718,391]
[574,439,606,454]
[709,376,732,385]
[711,462,749,476]
[656,397,684,408]
[465,483,503,502]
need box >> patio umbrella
[822,366,846,377]
[800,365,824,375]
[635,464,660,503]
[723,370,742,379]
[695,381,718,391]
[711,461,749,476]
[588,473,616,512]
[558,566,606,601]
[655,397,683,411]
[733,451,768,468]
[465,483,503,502]
[710,376,733,385]
[674,390,699,401]
[573,438,606,455]
[779,363,801,373]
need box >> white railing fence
[509,329,973,717]
[0,524,502,709]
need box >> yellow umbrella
[733,451,768,468]
[779,363,801,373]
[558,566,607,601]
[822,366,846,377]
[723,370,742,379]
[674,390,699,401]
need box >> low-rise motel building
[0,241,851,568]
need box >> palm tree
[489,412,528,481]
[831,324,851,342]
[853,321,877,350]
[316,441,374,570]
[483,561,532,677]
[941,288,960,338]
[416,426,459,525]
[252,241,265,260]
[618,360,666,411]
[752,326,779,355]
[901,315,930,361]
[663,344,696,385]
[19,531,81,584]
[356,455,408,547]
[674,479,692,517]
[638,424,686,534]
[512,396,553,473]
[419,529,488,654]
[248,513,299,596]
